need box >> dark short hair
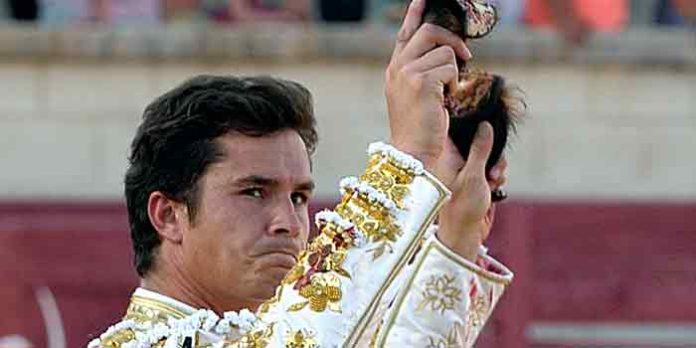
[125,75,318,277]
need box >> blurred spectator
[163,0,203,22]
[40,0,160,27]
[655,0,696,26]
[655,0,683,25]
[319,0,366,22]
[525,0,628,44]
[40,0,88,26]
[104,0,161,26]
[8,0,39,21]
[674,0,696,21]
[221,0,311,22]
[493,0,525,26]
[630,0,659,27]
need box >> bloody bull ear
[422,0,499,39]
[421,0,524,202]
[446,72,525,177]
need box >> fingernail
[461,44,472,59]
[490,168,501,180]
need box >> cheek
[187,204,258,268]
[298,209,311,243]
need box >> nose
[269,198,303,238]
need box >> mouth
[258,251,298,270]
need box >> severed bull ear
[422,0,498,40]
[421,0,523,202]
[447,72,525,177]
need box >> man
[526,0,628,44]
[89,0,512,346]
[227,0,310,22]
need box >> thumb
[465,122,494,175]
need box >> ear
[147,191,187,244]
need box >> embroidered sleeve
[372,231,513,348]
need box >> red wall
[1,200,695,347]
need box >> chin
[251,283,279,303]
[254,268,289,297]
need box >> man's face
[180,130,313,311]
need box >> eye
[291,192,309,206]
[242,188,264,199]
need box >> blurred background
[0,0,694,347]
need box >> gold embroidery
[284,330,318,348]
[97,293,193,348]
[346,172,449,346]
[125,296,189,324]
[281,219,358,313]
[228,324,275,348]
[361,156,415,209]
[336,200,400,260]
[425,322,463,348]
[99,329,136,348]
[417,274,463,314]
[289,273,342,313]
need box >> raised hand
[385,0,472,171]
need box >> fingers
[406,45,457,73]
[393,0,426,58]
[465,122,495,176]
[426,64,459,95]
[402,46,459,92]
[488,158,508,190]
[399,24,472,64]
[433,138,465,187]
[485,204,497,227]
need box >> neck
[141,268,215,313]
[141,264,262,315]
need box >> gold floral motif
[284,330,318,348]
[367,154,418,180]
[288,273,343,313]
[227,324,275,348]
[336,200,401,242]
[417,274,463,314]
[425,322,463,348]
[322,249,351,278]
[361,157,414,209]
[283,219,357,314]
[336,201,401,261]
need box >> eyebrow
[234,175,315,192]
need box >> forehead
[209,130,312,184]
